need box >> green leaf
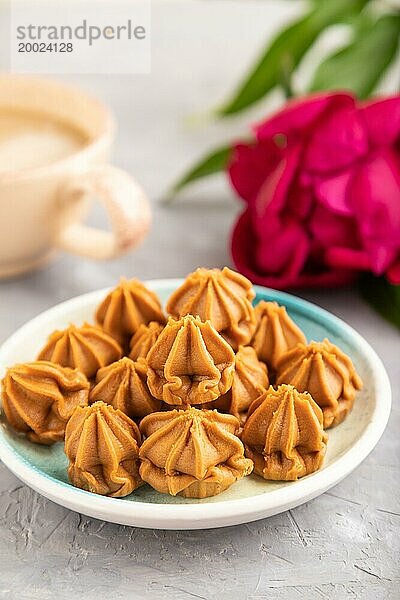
[359,274,400,329]
[310,14,400,98]
[218,0,370,116]
[164,144,232,201]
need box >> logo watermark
[10,0,151,74]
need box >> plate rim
[0,279,392,530]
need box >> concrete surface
[0,2,399,598]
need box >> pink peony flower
[228,92,400,288]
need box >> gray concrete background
[0,2,399,598]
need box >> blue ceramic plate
[0,280,391,529]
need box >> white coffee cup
[0,74,151,278]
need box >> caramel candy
[37,323,122,379]
[139,408,253,498]
[129,321,164,361]
[65,401,142,497]
[241,385,327,481]
[1,361,89,445]
[251,301,306,371]
[166,267,256,350]
[276,339,363,428]
[96,278,165,347]
[147,315,235,406]
[212,346,268,424]
[89,357,161,418]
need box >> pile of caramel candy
[1,267,362,499]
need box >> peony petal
[315,170,354,216]
[326,245,397,276]
[309,204,358,248]
[254,143,302,231]
[360,96,400,147]
[352,148,400,273]
[255,92,354,141]
[228,139,283,204]
[387,260,400,285]
[304,103,368,173]
[299,171,314,187]
[231,210,357,289]
[326,247,378,271]
[255,220,309,276]
[254,158,287,226]
[227,92,400,290]
[369,246,398,275]
[287,185,314,220]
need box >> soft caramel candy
[146,315,235,406]
[2,361,89,445]
[241,385,327,481]
[89,357,161,418]
[96,278,165,347]
[37,323,122,379]
[166,267,256,350]
[139,408,253,498]
[276,339,362,428]
[129,321,164,361]
[65,401,142,497]
[251,301,306,371]
[211,346,268,424]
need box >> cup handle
[55,165,151,260]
